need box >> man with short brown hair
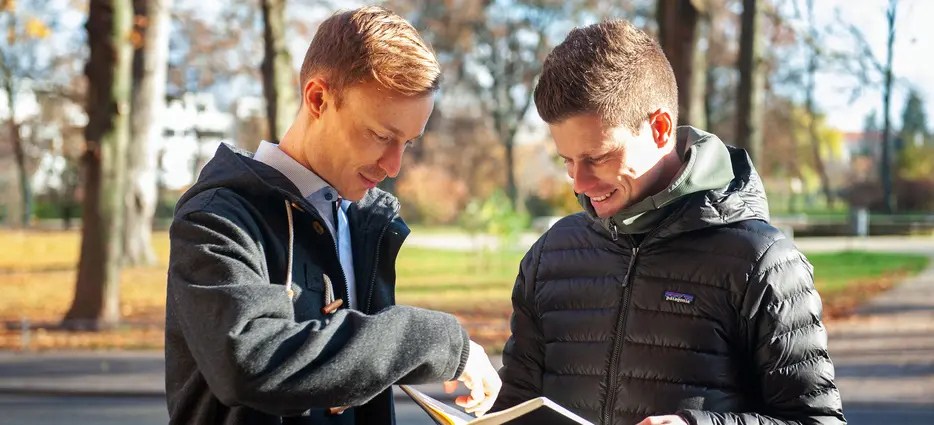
[492,19,846,425]
[165,6,500,425]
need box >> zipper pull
[609,219,619,241]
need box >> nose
[377,143,405,178]
[569,162,598,195]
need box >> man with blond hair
[165,6,500,425]
[492,19,846,425]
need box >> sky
[807,0,934,133]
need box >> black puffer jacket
[492,145,846,424]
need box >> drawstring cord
[284,199,294,300]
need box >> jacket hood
[175,143,400,223]
[581,127,770,240]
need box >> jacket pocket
[292,262,326,321]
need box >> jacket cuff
[452,326,471,380]
[676,410,702,425]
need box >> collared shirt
[253,140,357,309]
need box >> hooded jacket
[491,127,846,425]
[165,143,470,425]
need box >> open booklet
[399,385,593,425]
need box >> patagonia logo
[664,291,695,305]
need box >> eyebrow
[384,124,424,141]
[558,148,610,161]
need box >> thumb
[443,381,459,393]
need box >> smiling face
[298,78,433,201]
[552,111,676,218]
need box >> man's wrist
[453,327,471,379]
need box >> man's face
[551,112,673,218]
[305,79,434,201]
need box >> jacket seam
[623,339,731,357]
[540,247,621,255]
[776,286,816,305]
[656,245,751,261]
[632,305,715,321]
[752,247,800,280]
[719,224,782,242]
[639,274,735,293]
[538,274,629,285]
[542,371,603,377]
[531,230,552,321]
[772,320,822,343]
[546,338,611,344]
[799,385,837,400]
[619,373,740,392]
[771,352,828,375]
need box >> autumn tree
[0,0,56,226]
[657,0,708,128]
[122,0,172,267]
[64,0,134,329]
[735,0,765,165]
[260,0,297,141]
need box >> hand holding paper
[444,340,502,417]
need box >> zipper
[365,214,397,314]
[601,246,638,425]
[598,202,687,424]
[363,196,402,314]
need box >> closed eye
[371,130,392,143]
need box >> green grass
[393,247,931,308]
[406,225,471,235]
[809,250,930,293]
[395,247,524,309]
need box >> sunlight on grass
[0,229,930,350]
[810,251,930,293]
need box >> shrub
[396,164,469,225]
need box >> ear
[303,77,330,119]
[649,108,674,149]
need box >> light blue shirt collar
[253,140,340,204]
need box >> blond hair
[299,6,441,102]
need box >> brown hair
[534,19,678,132]
[299,6,441,103]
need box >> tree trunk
[260,0,298,141]
[689,12,709,130]
[123,0,172,267]
[736,0,764,165]
[64,0,134,330]
[8,119,31,227]
[657,0,702,127]
[880,0,897,213]
[804,0,833,208]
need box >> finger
[467,386,496,417]
[454,395,470,407]
[443,381,458,393]
[463,379,486,410]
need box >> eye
[371,130,392,143]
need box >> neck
[278,121,314,172]
[641,150,682,200]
